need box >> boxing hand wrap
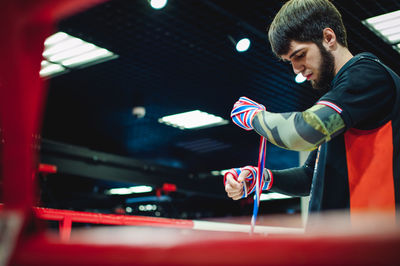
[224,166,273,199]
[230,96,265,131]
[264,169,273,191]
[230,96,267,233]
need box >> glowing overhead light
[371,17,400,31]
[40,31,118,78]
[149,0,167,10]
[61,48,114,67]
[211,169,231,176]
[159,110,228,130]
[106,185,153,195]
[363,10,400,54]
[388,33,400,43]
[44,32,68,46]
[228,35,251,53]
[260,192,293,201]
[39,61,66,77]
[48,43,96,63]
[295,73,306,83]
[43,37,83,57]
[41,60,50,67]
[236,38,251,52]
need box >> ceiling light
[149,0,167,10]
[387,33,400,43]
[39,61,66,77]
[236,38,251,52]
[40,31,118,78]
[41,60,50,67]
[61,48,114,67]
[211,169,231,176]
[44,32,69,46]
[228,35,251,53]
[159,110,228,130]
[43,37,83,57]
[106,185,153,195]
[362,10,400,54]
[295,73,306,83]
[260,192,293,201]
[48,43,96,63]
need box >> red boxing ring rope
[1,1,400,265]
[0,204,304,242]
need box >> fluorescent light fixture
[48,43,96,63]
[61,48,113,67]
[40,31,118,78]
[236,38,251,52]
[41,60,50,67]
[43,37,83,57]
[159,110,228,130]
[44,32,69,46]
[106,185,153,195]
[39,61,66,77]
[363,10,400,55]
[149,0,168,9]
[211,169,231,176]
[295,73,306,83]
[260,192,293,201]
[388,33,400,43]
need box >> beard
[311,43,336,92]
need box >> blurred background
[35,0,400,223]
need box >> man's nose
[292,62,303,75]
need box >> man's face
[281,40,335,91]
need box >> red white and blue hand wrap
[223,166,272,198]
[230,96,265,130]
[230,96,268,232]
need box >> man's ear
[322,28,337,49]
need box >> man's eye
[297,53,305,58]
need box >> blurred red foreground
[0,0,399,265]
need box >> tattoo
[252,104,345,151]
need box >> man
[225,0,400,217]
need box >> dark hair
[268,0,348,56]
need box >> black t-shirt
[307,53,400,214]
[321,53,395,130]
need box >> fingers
[224,173,243,200]
[237,169,251,183]
[224,170,251,200]
[225,183,244,200]
[225,173,241,189]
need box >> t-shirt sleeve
[317,59,395,130]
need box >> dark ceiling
[40,0,400,216]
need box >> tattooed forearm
[252,104,345,151]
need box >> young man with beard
[225,0,400,218]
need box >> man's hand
[225,171,246,200]
[224,166,257,200]
[231,96,265,131]
[224,166,273,200]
